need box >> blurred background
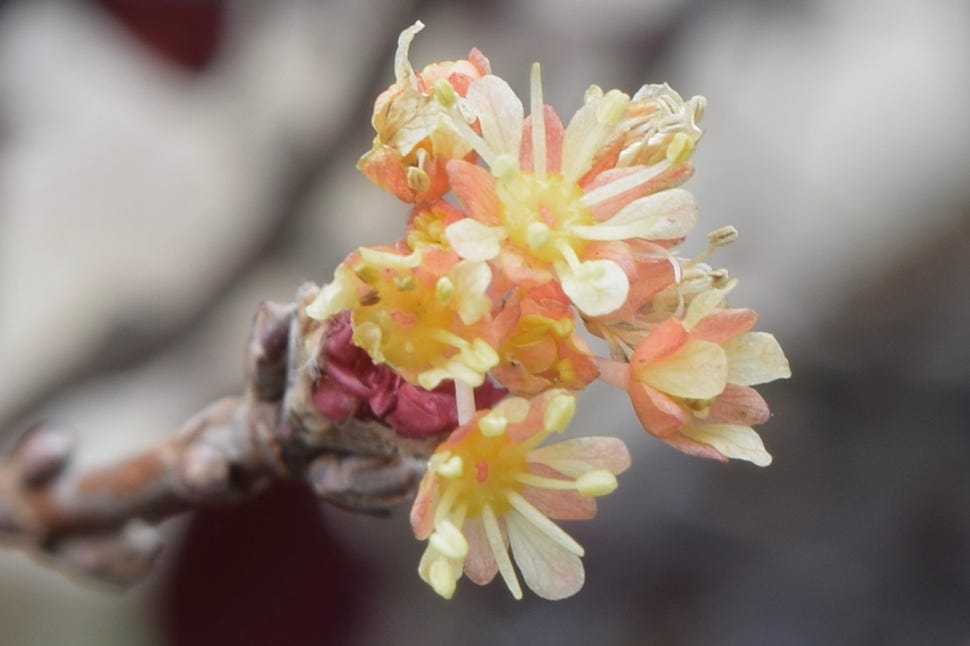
[1,0,968,644]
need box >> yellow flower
[434,63,701,317]
[306,244,499,389]
[410,390,631,599]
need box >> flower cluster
[307,22,790,600]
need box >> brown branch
[0,284,436,586]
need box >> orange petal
[630,317,688,367]
[463,517,499,585]
[707,384,770,426]
[690,309,758,344]
[446,159,499,225]
[628,381,686,437]
[520,105,565,174]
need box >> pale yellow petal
[464,75,523,158]
[450,260,493,324]
[572,188,697,242]
[636,339,727,399]
[445,219,505,261]
[557,258,629,317]
[527,437,632,477]
[679,423,773,467]
[724,332,791,385]
[506,510,585,600]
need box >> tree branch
[0,284,435,586]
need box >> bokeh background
[1,0,968,644]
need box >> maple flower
[306,244,501,390]
[598,285,790,465]
[358,22,490,204]
[434,62,701,317]
[410,390,630,600]
[490,282,599,396]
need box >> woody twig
[0,284,435,586]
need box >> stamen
[543,393,576,433]
[440,98,498,167]
[481,504,523,599]
[514,472,578,490]
[431,328,471,349]
[455,380,477,426]
[575,470,618,496]
[505,491,585,556]
[577,164,661,209]
[556,240,581,271]
[437,454,464,479]
[429,519,470,560]
[530,62,546,179]
[435,276,455,302]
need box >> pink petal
[463,517,499,585]
[520,105,564,174]
[527,437,631,477]
[690,309,758,344]
[520,464,596,520]
[628,382,686,437]
[446,159,499,225]
[465,75,524,157]
[409,472,439,540]
[663,432,730,463]
[630,317,688,367]
[506,511,585,600]
[706,384,770,425]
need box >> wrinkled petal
[724,332,791,385]
[557,258,629,317]
[679,423,772,467]
[506,511,585,600]
[446,219,505,261]
[465,75,524,158]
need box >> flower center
[444,429,528,518]
[495,171,593,264]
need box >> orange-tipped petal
[707,384,771,426]
[628,381,686,437]
[446,159,499,225]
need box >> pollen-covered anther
[394,275,416,291]
[490,153,518,179]
[707,225,739,247]
[526,221,552,251]
[575,469,618,497]
[596,89,631,125]
[433,78,458,107]
[542,393,577,433]
[437,454,464,478]
[428,559,459,599]
[666,131,695,163]
[407,166,431,193]
[435,276,455,302]
[429,519,470,560]
[478,412,508,437]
